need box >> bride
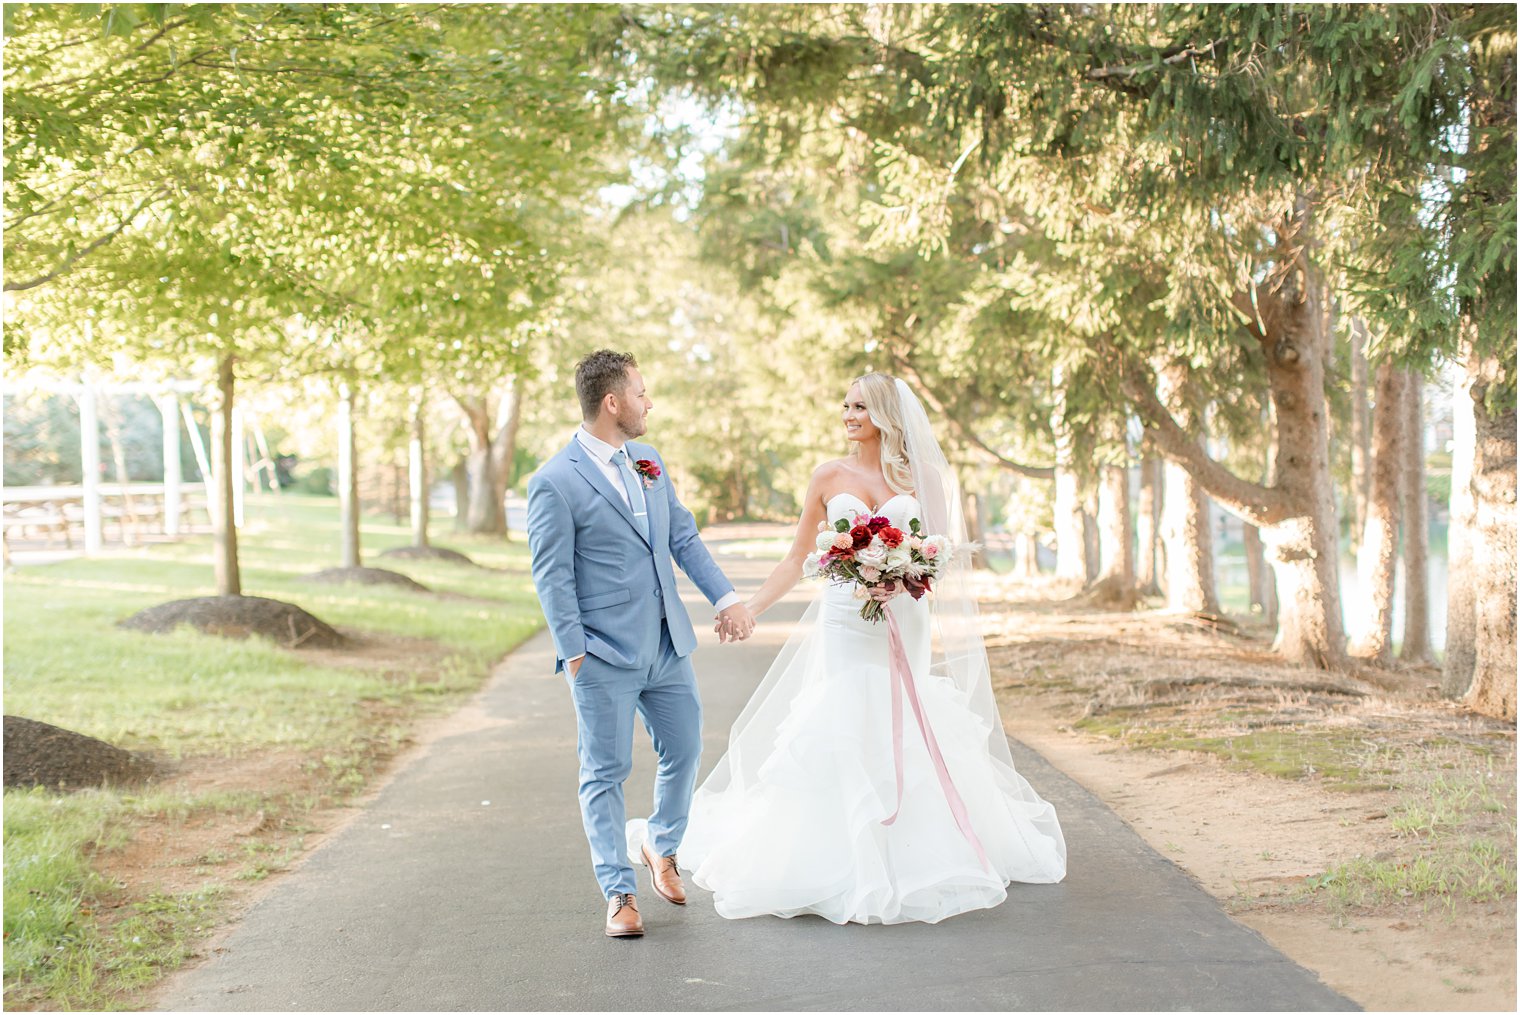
[635,372,1066,925]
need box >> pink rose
[921,535,950,560]
[860,566,882,582]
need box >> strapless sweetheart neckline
[826,491,917,515]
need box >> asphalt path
[159,536,1357,1012]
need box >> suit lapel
[567,436,652,548]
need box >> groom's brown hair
[575,349,639,421]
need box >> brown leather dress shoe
[641,842,687,905]
[605,893,644,938]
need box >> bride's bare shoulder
[808,459,856,487]
[802,459,850,504]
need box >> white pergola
[3,376,215,554]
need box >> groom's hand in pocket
[567,655,584,678]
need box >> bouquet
[803,511,958,622]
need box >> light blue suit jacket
[526,435,733,673]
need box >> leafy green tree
[6,2,626,591]
[624,3,1511,674]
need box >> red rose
[879,526,904,548]
[632,459,661,489]
[850,524,872,549]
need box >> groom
[526,350,755,938]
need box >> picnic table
[2,482,209,558]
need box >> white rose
[803,552,822,578]
[885,545,911,571]
[816,530,837,552]
[855,540,889,569]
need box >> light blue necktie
[610,448,649,541]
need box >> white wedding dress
[633,492,1066,926]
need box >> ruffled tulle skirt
[632,584,1065,926]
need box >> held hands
[714,602,756,643]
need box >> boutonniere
[634,459,661,489]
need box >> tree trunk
[451,459,470,533]
[392,461,405,526]
[1051,371,1086,582]
[1464,350,1517,721]
[966,486,991,568]
[410,396,430,549]
[1256,409,1282,632]
[1052,466,1084,581]
[1248,204,1347,666]
[1442,352,1479,696]
[729,464,747,522]
[338,382,361,569]
[1351,362,1406,663]
[1135,455,1162,596]
[456,380,523,537]
[1160,455,1219,614]
[1349,317,1372,552]
[1015,532,1041,578]
[1081,501,1100,583]
[491,378,525,541]
[1399,372,1432,664]
[464,450,502,535]
[1154,362,1220,615]
[212,354,241,597]
[1091,464,1136,607]
[1129,197,1346,666]
[1242,523,1277,623]
[1242,521,1262,613]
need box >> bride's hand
[866,581,904,603]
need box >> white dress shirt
[567,427,740,665]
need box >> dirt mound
[378,545,480,567]
[298,566,430,591]
[4,715,159,791]
[118,595,347,649]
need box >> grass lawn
[3,494,543,1010]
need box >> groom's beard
[616,411,647,440]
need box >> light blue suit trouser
[567,622,701,898]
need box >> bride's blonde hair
[851,372,913,494]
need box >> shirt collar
[575,425,625,465]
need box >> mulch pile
[378,545,480,567]
[3,715,159,791]
[118,595,347,649]
[298,566,431,591]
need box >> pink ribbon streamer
[880,604,993,873]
